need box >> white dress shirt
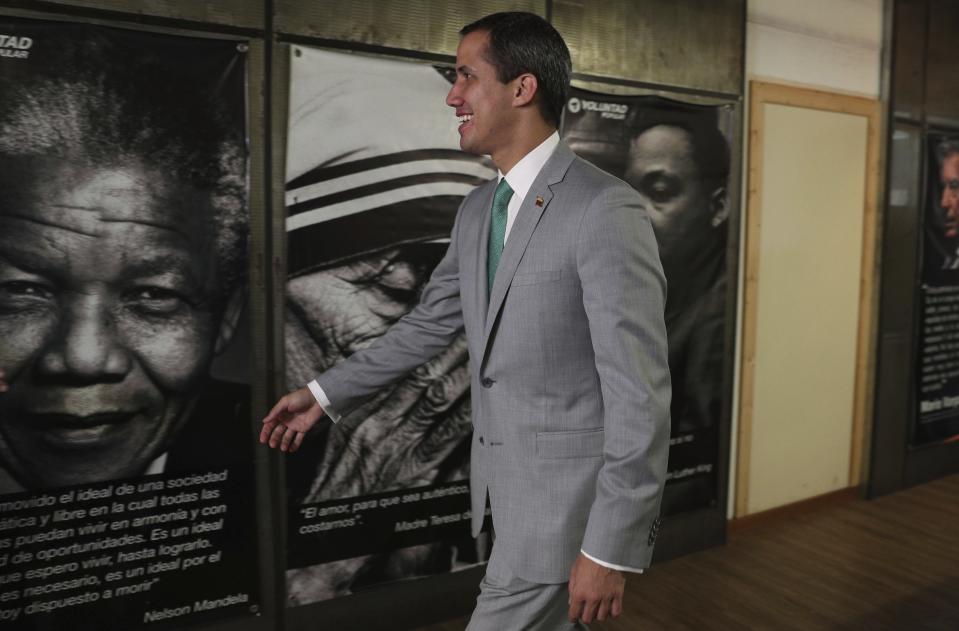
[308,131,643,574]
[498,131,560,243]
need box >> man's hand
[260,386,324,452]
[0,369,7,392]
[567,553,626,624]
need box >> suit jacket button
[478,436,485,445]
[481,377,494,388]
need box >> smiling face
[445,30,518,162]
[0,160,230,488]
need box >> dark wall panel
[892,0,926,120]
[925,0,959,125]
[286,567,485,631]
[553,0,743,95]
[872,0,959,496]
[41,0,265,28]
[905,439,959,484]
[869,333,909,496]
[882,125,922,333]
[274,0,544,55]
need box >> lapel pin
[535,195,544,207]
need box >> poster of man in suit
[0,18,258,628]
[561,90,733,514]
[915,133,959,445]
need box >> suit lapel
[480,142,576,357]
[483,186,551,327]
[473,179,496,318]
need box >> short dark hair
[0,37,247,295]
[461,12,571,128]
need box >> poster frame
[0,8,279,631]
[910,125,959,447]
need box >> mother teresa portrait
[283,47,495,602]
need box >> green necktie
[487,178,514,296]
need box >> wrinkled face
[624,125,723,279]
[940,153,959,239]
[445,30,517,158]
[285,245,444,383]
[0,160,228,488]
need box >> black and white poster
[0,19,258,628]
[561,90,733,515]
[915,133,959,445]
[284,47,495,605]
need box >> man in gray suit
[261,12,670,629]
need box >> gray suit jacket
[317,141,671,583]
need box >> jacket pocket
[512,270,563,286]
[535,427,604,459]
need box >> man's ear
[215,289,245,355]
[710,187,729,227]
[512,73,538,107]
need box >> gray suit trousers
[466,541,589,631]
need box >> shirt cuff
[580,550,644,574]
[307,379,340,423]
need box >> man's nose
[944,191,958,216]
[446,83,462,108]
[38,295,131,381]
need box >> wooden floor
[415,474,959,630]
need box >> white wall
[729,0,884,518]
[747,0,882,97]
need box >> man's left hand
[567,553,625,624]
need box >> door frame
[736,80,882,517]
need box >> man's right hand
[0,369,7,392]
[260,386,324,453]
